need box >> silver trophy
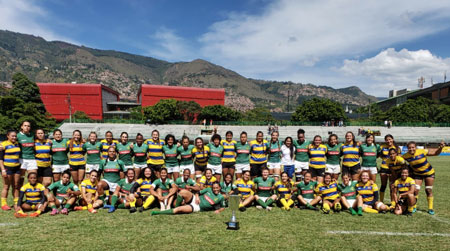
[227,195,240,230]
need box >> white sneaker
[256,205,263,210]
[266,206,272,211]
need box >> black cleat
[130,207,137,213]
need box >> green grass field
[0,157,449,250]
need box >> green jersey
[360,143,380,167]
[293,140,310,162]
[117,178,135,195]
[220,181,235,194]
[117,142,133,166]
[199,187,226,211]
[208,143,223,165]
[152,178,175,196]
[47,180,79,200]
[175,177,196,190]
[51,139,69,165]
[326,143,342,165]
[235,142,250,164]
[82,141,102,164]
[254,176,276,197]
[338,181,357,200]
[99,159,125,183]
[178,145,194,166]
[17,132,35,159]
[296,181,317,199]
[133,143,148,165]
[268,141,282,163]
[163,145,178,167]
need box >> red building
[37,83,120,121]
[138,84,225,107]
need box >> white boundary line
[0,223,18,226]
[417,211,450,225]
[327,230,450,237]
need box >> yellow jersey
[341,143,360,167]
[67,140,86,166]
[315,181,339,200]
[20,182,45,204]
[274,180,294,199]
[199,176,217,188]
[80,179,98,194]
[308,144,327,169]
[356,181,378,205]
[394,177,415,193]
[35,139,52,168]
[193,145,210,167]
[249,139,268,164]
[0,140,21,167]
[385,156,406,175]
[145,139,165,165]
[221,139,237,163]
[234,179,255,198]
[100,139,119,159]
[379,144,399,169]
[402,149,434,176]
[136,178,153,196]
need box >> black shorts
[6,166,21,175]
[342,164,361,175]
[194,163,206,172]
[38,167,53,177]
[250,163,267,177]
[379,168,390,174]
[148,164,163,172]
[70,165,85,171]
[222,162,236,169]
[412,173,435,180]
[310,168,325,177]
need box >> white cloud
[0,0,75,42]
[146,27,194,62]
[339,48,450,93]
[199,0,450,81]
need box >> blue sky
[1,0,450,96]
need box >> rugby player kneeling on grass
[47,171,80,215]
[75,170,103,213]
[15,172,47,218]
[356,170,388,215]
[314,173,341,214]
[392,168,416,216]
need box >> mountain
[0,30,377,111]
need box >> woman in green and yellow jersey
[0,130,21,210]
[51,129,69,182]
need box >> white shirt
[281,145,296,166]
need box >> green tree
[386,97,434,123]
[198,105,241,121]
[291,98,347,122]
[73,111,92,122]
[243,107,275,122]
[177,101,202,122]
[10,72,43,105]
[129,106,144,120]
[143,99,182,124]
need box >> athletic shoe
[88,208,97,214]
[428,209,435,215]
[103,205,112,209]
[285,206,291,211]
[14,212,28,218]
[130,207,137,213]
[29,212,40,217]
[407,212,413,217]
[357,208,363,216]
[256,205,263,210]
[139,207,144,213]
[350,208,357,216]
[61,208,69,215]
[266,206,272,211]
[50,208,59,216]
[334,203,342,212]
[1,205,11,211]
[108,206,116,213]
[239,207,246,212]
[74,206,83,211]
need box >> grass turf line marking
[327,230,450,237]
[417,211,450,225]
[0,223,18,226]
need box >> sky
[1,0,450,97]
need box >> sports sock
[82,206,88,210]
[18,210,24,214]
[380,192,385,202]
[357,206,363,215]
[306,203,315,209]
[143,196,155,209]
[280,198,289,209]
[287,199,294,208]
[111,195,118,207]
[256,199,267,209]
[1,198,7,206]
[175,195,184,207]
[265,198,274,207]
[239,203,244,208]
[427,196,434,210]
[323,203,330,211]
[408,206,414,213]
[64,203,72,209]
[36,210,41,215]
[51,205,57,209]
[152,209,174,215]
[130,199,136,208]
[350,208,356,215]
[13,197,19,205]
[363,207,378,214]
[118,203,126,209]
[87,204,93,210]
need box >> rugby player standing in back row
[293,129,310,182]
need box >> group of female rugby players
[0,121,444,218]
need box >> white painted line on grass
[327,230,450,237]
[417,211,450,225]
[0,223,18,226]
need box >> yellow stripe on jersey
[380,144,399,169]
[100,139,119,159]
[234,179,255,198]
[385,156,406,175]
[67,141,86,166]
[145,139,165,165]
[249,139,268,164]
[341,143,360,167]
[221,139,237,163]
[80,179,97,194]
[274,180,294,199]
[314,181,339,200]
[199,176,217,188]
[308,144,327,169]
[394,177,415,193]
[35,139,52,168]
[193,146,210,167]
[356,182,379,204]
[402,149,434,176]
[136,178,152,196]
[20,183,45,203]
[1,140,21,167]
